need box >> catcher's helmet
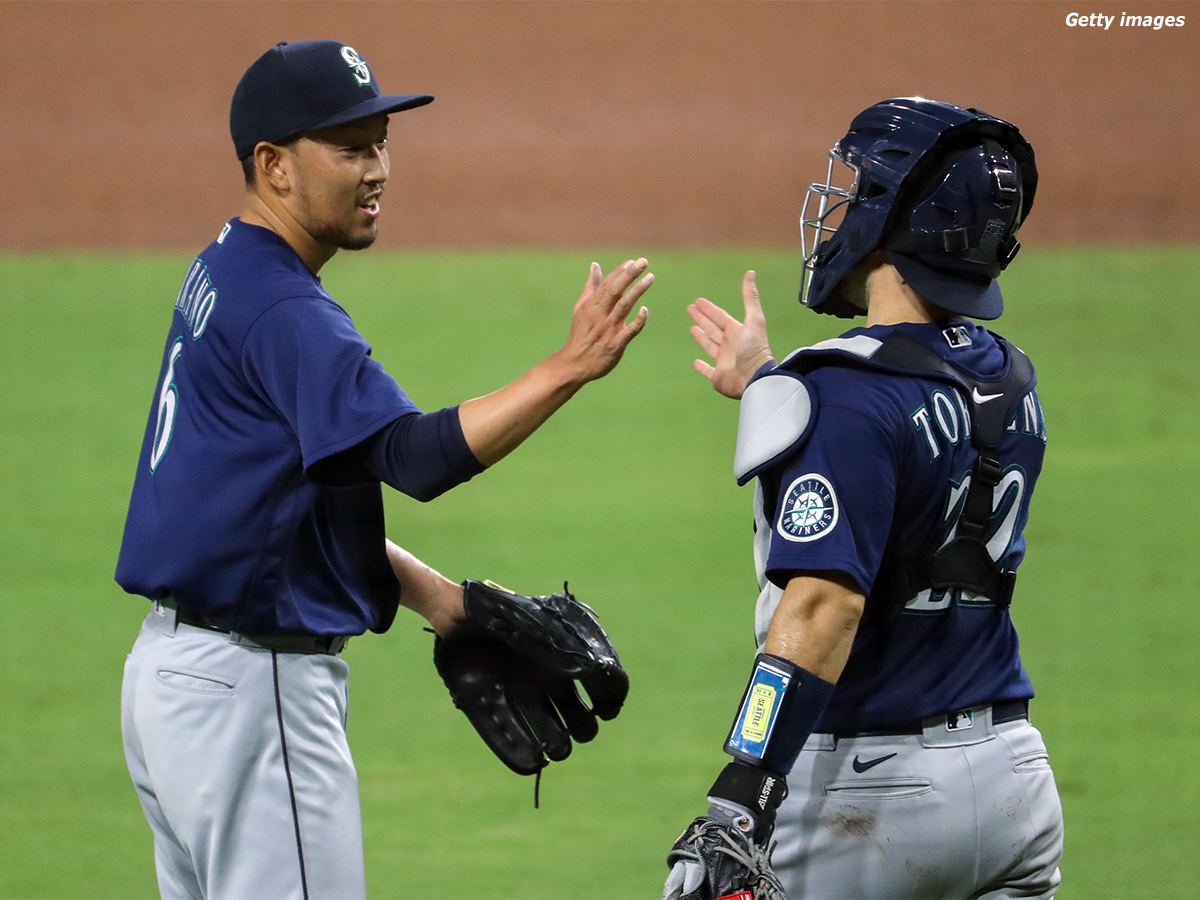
[799,97,1037,320]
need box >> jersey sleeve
[764,398,899,595]
[241,296,420,469]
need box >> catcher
[664,98,1061,900]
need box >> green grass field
[1,247,1197,899]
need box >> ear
[253,141,294,193]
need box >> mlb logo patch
[943,325,973,348]
[946,710,974,731]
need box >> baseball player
[664,98,1064,899]
[115,40,649,899]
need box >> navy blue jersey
[758,321,1047,733]
[115,219,420,636]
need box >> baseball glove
[664,815,785,900]
[433,579,629,776]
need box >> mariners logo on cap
[777,473,838,542]
[340,46,371,86]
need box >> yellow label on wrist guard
[741,684,778,742]
[726,659,792,761]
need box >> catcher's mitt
[664,816,785,900]
[433,580,629,776]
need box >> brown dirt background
[1,0,1196,251]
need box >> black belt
[833,699,1029,739]
[164,600,350,655]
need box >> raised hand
[559,258,652,384]
[688,270,774,399]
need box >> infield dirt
[1,1,1195,250]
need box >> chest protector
[736,330,1036,611]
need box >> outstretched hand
[559,259,652,384]
[688,270,774,399]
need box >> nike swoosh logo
[972,388,1003,404]
[852,753,898,773]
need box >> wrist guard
[724,653,836,775]
[707,760,789,845]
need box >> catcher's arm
[764,571,864,681]
[385,540,464,636]
[664,572,862,900]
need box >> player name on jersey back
[175,259,217,340]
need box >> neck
[864,263,946,327]
[239,191,335,275]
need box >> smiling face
[284,113,391,252]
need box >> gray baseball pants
[121,604,366,900]
[773,706,1064,899]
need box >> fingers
[690,322,720,360]
[590,258,652,318]
[614,262,654,325]
[576,261,603,305]
[592,258,645,297]
[574,258,653,343]
[602,295,649,359]
[688,297,740,358]
[690,296,737,332]
[689,297,737,375]
[612,257,649,289]
[626,304,649,337]
[742,269,766,323]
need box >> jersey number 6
[150,339,184,472]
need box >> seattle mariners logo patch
[340,46,372,86]
[777,473,839,542]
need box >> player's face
[288,114,391,251]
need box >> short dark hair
[240,154,257,187]
[240,138,299,188]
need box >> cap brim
[889,252,1004,320]
[306,93,434,134]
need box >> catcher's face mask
[799,147,861,309]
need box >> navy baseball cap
[889,252,1005,321]
[230,40,433,160]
